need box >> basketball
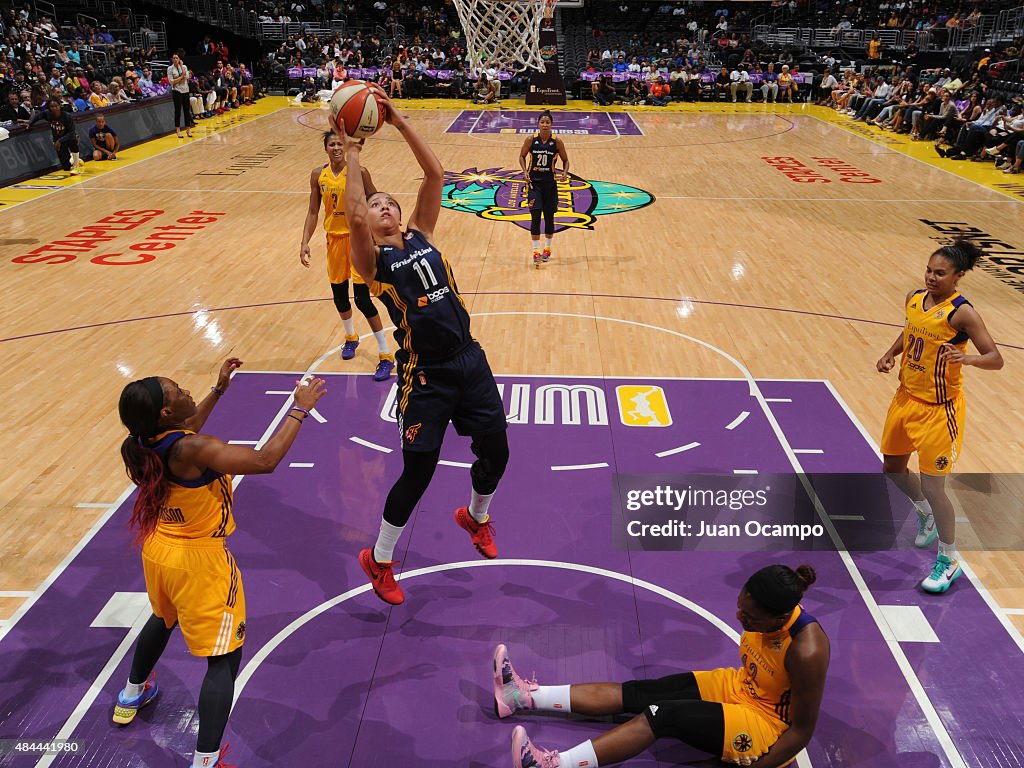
[329,80,386,139]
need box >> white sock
[373,520,404,563]
[532,239,540,252]
[938,539,959,561]
[123,678,145,698]
[532,684,572,712]
[71,151,80,166]
[373,329,390,355]
[469,489,493,523]
[560,740,599,768]
[192,749,219,768]
[544,238,552,250]
[342,316,356,337]
[913,498,933,519]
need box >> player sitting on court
[495,565,829,768]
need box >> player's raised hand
[217,357,243,390]
[294,377,327,409]
[876,352,896,373]
[370,85,401,125]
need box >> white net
[452,0,551,75]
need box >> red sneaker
[358,548,404,604]
[454,507,498,559]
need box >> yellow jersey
[319,163,350,236]
[735,606,820,724]
[146,430,235,540]
[899,289,971,404]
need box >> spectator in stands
[648,76,671,106]
[777,64,795,103]
[223,65,240,108]
[238,63,255,104]
[88,80,110,109]
[89,112,118,161]
[817,68,838,105]
[669,65,686,101]
[109,80,131,104]
[917,89,957,140]
[123,73,144,101]
[730,64,752,103]
[761,62,778,103]
[68,41,81,65]
[868,33,882,60]
[983,109,1024,163]
[937,96,1005,159]
[70,85,90,112]
[714,66,731,101]
[138,67,154,90]
[16,90,33,122]
[999,141,1024,174]
[0,90,22,124]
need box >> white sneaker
[921,553,962,593]
[914,513,937,548]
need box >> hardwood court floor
[1,98,1022,637]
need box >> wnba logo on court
[615,385,672,427]
[441,168,654,233]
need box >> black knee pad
[331,281,351,314]
[470,432,509,495]
[353,282,378,319]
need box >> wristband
[211,386,225,396]
[291,406,311,418]
[288,413,304,424]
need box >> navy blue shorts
[395,342,507,452]
[528,178,558,215]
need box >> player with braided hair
[113,360,326,768]
[494,564,829,768]
[877,237,1003,593]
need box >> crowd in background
[825,41,1024,173]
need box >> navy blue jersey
[371,229,472,362]
[528,134,558,181]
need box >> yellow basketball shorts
[694,668,790,764]
[142,534,246,657]
[326,233,364,285]
[881,387,965,476]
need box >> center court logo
[441,167,654,233]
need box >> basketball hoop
[452,0,550,75]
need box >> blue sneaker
[373,357,395,381]
[914,512,937,548]
[921,553,962,594]
[341,338,360,360]
[113,678,159,725]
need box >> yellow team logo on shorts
[236,621,246,641]
[616,385,672,427]
[733,733,753,752]
[935,455,950,471]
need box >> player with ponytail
[494,564,829,768]
[877,237,1003,593]
[112,359,327,768]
